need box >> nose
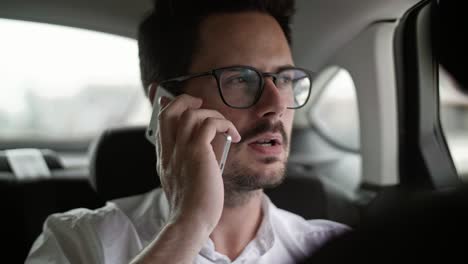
[253,77,287,118]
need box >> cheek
[283,111,295,130]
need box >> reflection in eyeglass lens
[277,69,310,108]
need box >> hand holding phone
[146,85,232,173]
[146,85,241,237]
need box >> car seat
[0,149,103,263]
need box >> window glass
[439,66,468,180]
[309,67,360,152]
[0,19,150,146]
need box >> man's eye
[278,76,293,84]
[228,77,246,84]
[224,75,254,87]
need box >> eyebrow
[271,64,296,73]
[247,64,296,73]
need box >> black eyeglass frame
[159,65,314,109]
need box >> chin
[222,160,286,207]
[256,168,286,189]
[222,158,286,192]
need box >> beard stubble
[221,120,289,207]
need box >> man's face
[183,12,295,200]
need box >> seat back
[1,179,104,262]
[0,149,104,262]
[89,126,159,201]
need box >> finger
[176,109,227,146]
[158,94,203,169]
[193,117,241,147]
[159,94,203,117]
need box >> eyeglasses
[160,65,314,109]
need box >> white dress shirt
[26,188,349,264]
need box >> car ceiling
[0,0,420,71]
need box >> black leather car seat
[0,149,103,263]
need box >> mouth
[246,133,283,156]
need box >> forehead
[190,12,293,73]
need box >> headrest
[89,126,160,201]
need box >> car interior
[1,0,467,263]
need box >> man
[26,0,348,263]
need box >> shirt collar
[199,193,276,262]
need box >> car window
[439,66,468,181]
[296,66,362,204]
[310,67,360,152]
[0,18,150,148]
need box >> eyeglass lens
[218,67,311,108]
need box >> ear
[148,82,159,105]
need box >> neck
[210,189,264,261]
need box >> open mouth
[252,138,281,147]
[247,134,283,156]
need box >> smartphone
[145,85,232,174]
[218,133,232,174]
[145,85,175,145]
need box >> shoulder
[27,188,164,263]
[40,187,164,237]
[26,204,121,263]
[305,218,350,235]
[35,200,131,252]
[111,187,165,221]
[43,187,166,240]
[272,206,350,237]
[43,187,164,229]
[43,201,121,232]
[270,204,351,256]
